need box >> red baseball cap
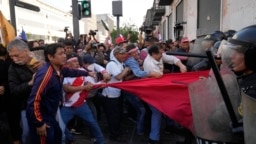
[181,36,189,43]
[115,36,128,45]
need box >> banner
[105,70,210,130]
[0,11,15,46]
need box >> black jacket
[0,60,10,112]
[8,63,33,110]
[239,72,256,99]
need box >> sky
[42,0,154,28]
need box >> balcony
[158,0,173,6]
[143,0,165,26]
[144,8,154,26]
[152,21,160,26]
[153,5,165,17]
[152,0,165,22]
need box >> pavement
[72,112,191,144]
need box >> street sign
[15,1,40,12]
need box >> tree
[111,20,139,44]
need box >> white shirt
[62,68,87,107]
[102,58,124,98]
[87,63,106,73]
[162,53,180,65]
[140,48,180,65]
[62,68,100,107]
[143,55,164,74]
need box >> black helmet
[224,30,236,39]
[202,33,221,49]
[211,30,226,40]
[204,33,221,42]
[228,25,256,71]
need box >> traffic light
[81,0,91,18]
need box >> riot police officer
[225,25,256,144]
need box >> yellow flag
[0,11,15,47]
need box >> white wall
[221,0,256,31]
[185,0,197,40]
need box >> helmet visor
[202,40,214,49]
[221,42,246,69]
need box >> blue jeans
[123,91,145,134]
[148,104,162,141]
[60,103,104,144]
[21,110,31,144]
[56,108,66,144]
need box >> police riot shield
[242,91,256,144]
[186,38,204,68]
[189,65,243,143]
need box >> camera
[91,43,99,49]
[64,26,69,33]
[91,43,104,49]
[89,30,98,36]
[139,25,153,35]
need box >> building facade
[0,0,105,43]
[96,14,115,42]
[145,0,256,41]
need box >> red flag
[107,71,209,130]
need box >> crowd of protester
[1,24,255,144]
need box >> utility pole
[112,1,123,38]
[117,16,120,36]
[72,0,80,41]
[9,0,16,35]
[166,15,170,39]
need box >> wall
[222,0,256,31]
[185,0,197,40]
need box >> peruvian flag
[103,70,210,130]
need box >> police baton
[206,50,240,128]
[166,51,221,59]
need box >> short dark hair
[82,53,95,64]
[66,52,78,60]
[27,40,38,49]
[64,39,73,46]
[126,43,136,52]
[148,44,160,56]
[38,39,44,42]
[44,43,64,62]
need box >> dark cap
[203,34,221,41]
[82,54,95,64]
[57,38,64,43]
